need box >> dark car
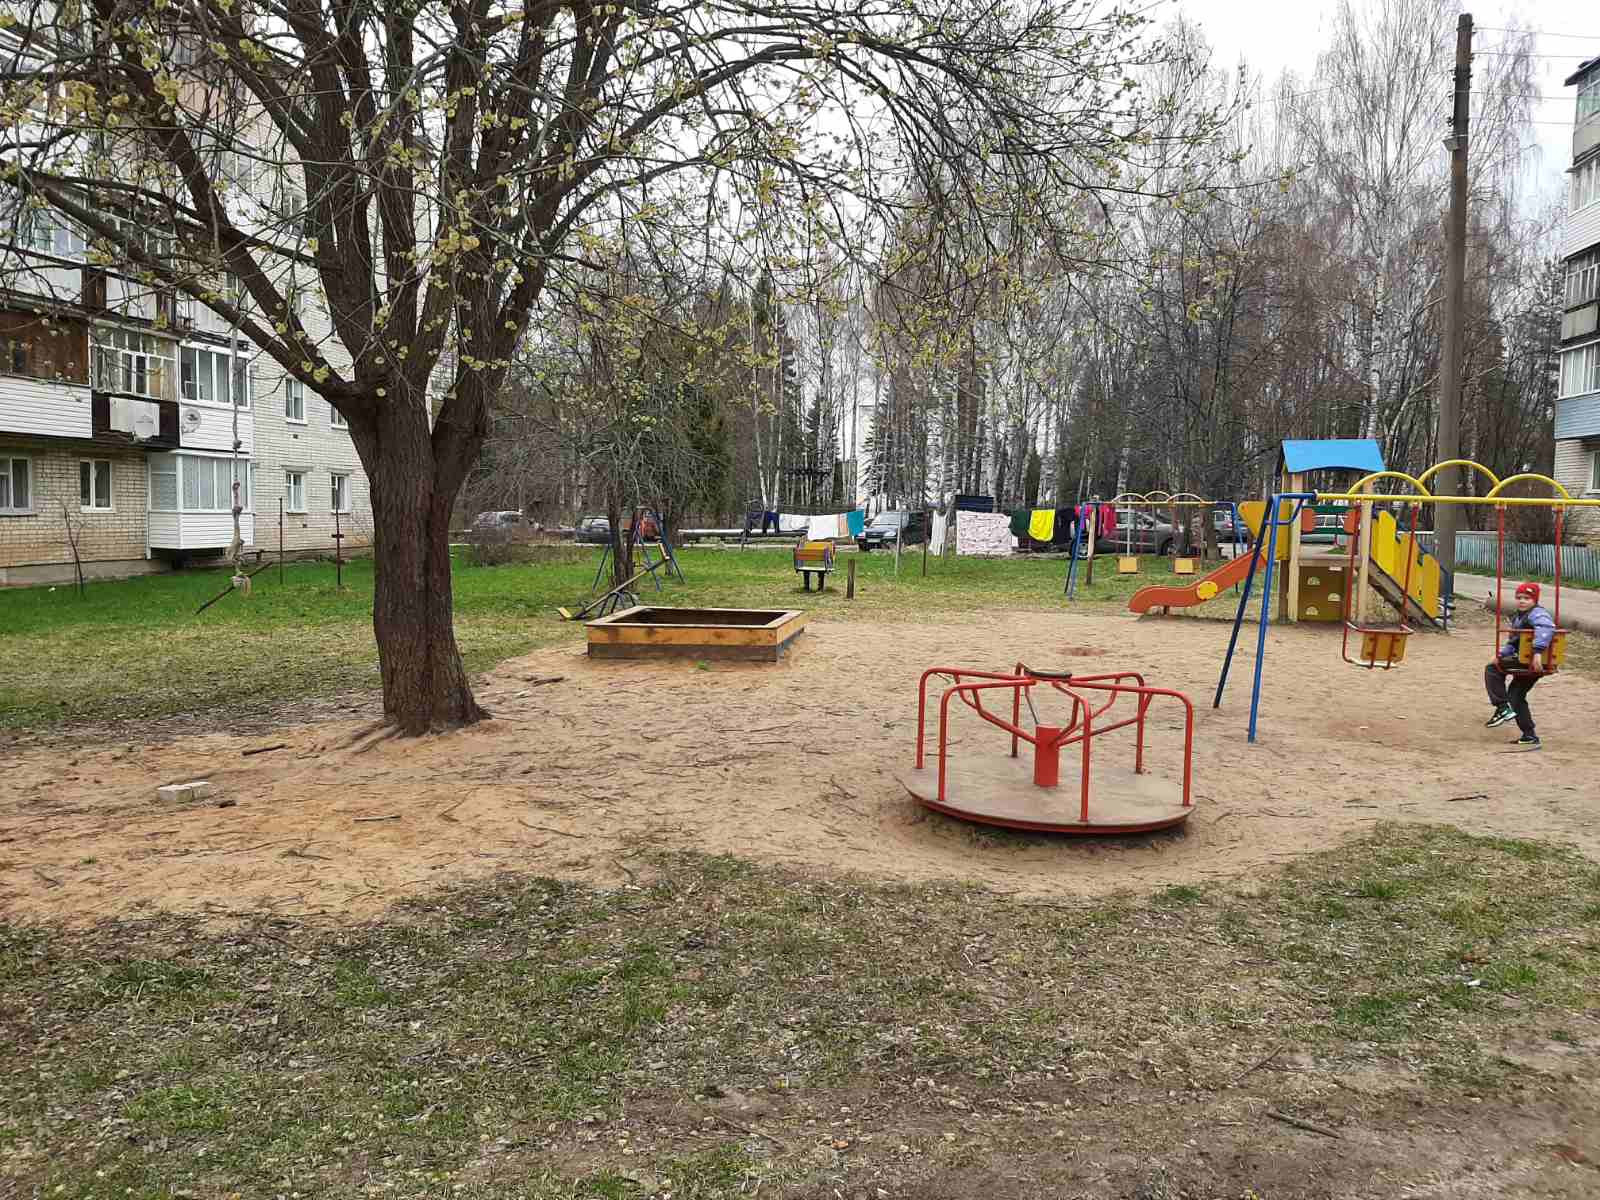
[858,510,929,550]
[1095,509,1177,556]
[574,515,611,544]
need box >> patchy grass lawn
[0,547,1207,734]
[2,824,1598,1197]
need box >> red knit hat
[1515,581,1540,602]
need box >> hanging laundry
[1027,508,1056,542]
[777,513,810,534]
[930,508,947,554]
[1009,508,1031,539]
[807,513,841,540]
[846,509,866,537]
[1098,503,1118,536]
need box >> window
[331,472,350,513]
[0,455,31,514]
[0,316,88,383]
[1580,73,1600,126]
[329,401,347,429]
[1592,451,1600,495]
[1573,157,1600,215]
[180,456,250,512]
[18,205,54,253]
[179,346,247,407]
[149,457,178,510]
[79,459,112,510]
[1560,342,1600,398]
[285,470,305,513]
[92,327,172,399]
[1567,249,1599,309]
[285,378,305,423]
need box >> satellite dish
[132,413,157,440]
[182,408,202,431]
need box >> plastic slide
[1128,552,1261,614]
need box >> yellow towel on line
[1027,508,1055,541]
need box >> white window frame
[285,378,306,424]
[330,471,350,513]
[79,458,112,511]
[149,457,178,512]
[284,469,306,513]
[1567,250,1599,310]
[180,455,251,513]
[329,400,347,429]
[178,346,245,408]
[1573,156,1600,215]
[93,327,173,400]
[0,454,33,515]
[1591,450,1600,495]
[1560,343,1600,399]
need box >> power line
[1475,28,1600,40]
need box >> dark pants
[1485,657,1539,736]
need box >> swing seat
[1344,623,1410,668]
[1507,629,1566,675]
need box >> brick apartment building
[1554,55,1600,540]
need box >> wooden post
[278,498,284,585]
[921,510,929,577]
[894,525,902,576]
[846,556,857,599]
[1356,479,1374,625]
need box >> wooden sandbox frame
[585,606,807,661]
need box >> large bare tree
[1,0,1226,731]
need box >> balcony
[1555,393,1600,442]
[0,373,92,440]
[1578,118,1600,165]
[90,392,179,448]
[1562,300,1599,345]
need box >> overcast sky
[1167,0,1597,211]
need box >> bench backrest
[794,540,835,569]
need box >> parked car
[1096,509,1176,557]
[574,515,612,544]
[858,510,930,550]
[472,510,538,536]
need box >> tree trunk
[354,398,487,735]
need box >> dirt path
[3,607,1593,925]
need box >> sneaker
[1512,734,1541,751]
[1485,705,1516,729]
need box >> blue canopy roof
[1280,439,1386,477]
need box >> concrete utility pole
[1436,11,1472,579]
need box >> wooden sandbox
[585,606,807,661]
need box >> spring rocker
[900,663,1195,834]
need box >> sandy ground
[2,606,1594,926]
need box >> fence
[1454,532,1600,582]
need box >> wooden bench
[794,540,835,591]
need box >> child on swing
[1484,581,1557,750]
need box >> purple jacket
[1501,604,1557,658]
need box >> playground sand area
[4,603,1594,926]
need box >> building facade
[1555,56,1600,541]
[0,212,373,587]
